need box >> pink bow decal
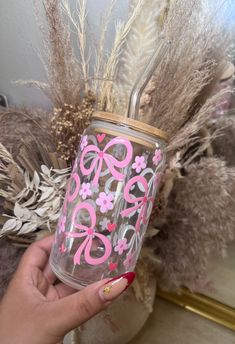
[63,173,81,213]
[120,176,154,232]
[80,137,133,187]
[67,202,112,265]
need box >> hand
[0,235,135,344]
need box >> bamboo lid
[92,111,169,142]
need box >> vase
[64,267,157,344]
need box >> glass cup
[50,111,168,289]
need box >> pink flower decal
[96,192,114,213]
[121,176,154,231]
[114,238,128,255]
[80,137,133,187]
[79,182,92,200]
[99,217,110,230]
[152,149,162,166]
[123,253,135,269]
[132,155,146,173]
[68,202,112,265]
[80,135,88,151]
[58,214,66,233]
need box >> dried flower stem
[93,0,118,96]
[98,0,145,112]
[114,0,166,115]
[33,0,82,106]
[61,0,89,92]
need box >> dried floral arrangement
[0,0,235,308]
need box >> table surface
[129,298,235,344]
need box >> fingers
[47,272,135,336]
[54,283,77,298]
[19,235,54,271]
[43,262,57,284]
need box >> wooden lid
[92,111,169,142]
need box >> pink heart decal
[97,133,106,143]
[109,262,117,271]
[107,223,117,232]
[59,243,66,253]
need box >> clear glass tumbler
[50,112,168,289]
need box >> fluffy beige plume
[96,0,145,112]
[153,158,235,291]
[61,0,89,92]
[32,0,82,107]
[113,0,167,115]
[167,88,230,157]
[148,0,231,135]
[92,0,118,96]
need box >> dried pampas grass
[96,0,145,112]
[212,113,235,166]
[61,0,89,92]
[41,0,82,106]
[159,6,226,131]
[113,0,167,115]
[92,0,118,98]
[0,108,69,240]
[151,158,235,291]
[166,89,230,160]
[19,0,82,108]
[139,0,233,138]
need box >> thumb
[48,272,135,335]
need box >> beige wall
[0,0,127,109]
[0,1,233,110]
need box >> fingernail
[99,272,135,302]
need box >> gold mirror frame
[157,288,235,331]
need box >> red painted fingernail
[99,272,136,302]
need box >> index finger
[19,234,55,270]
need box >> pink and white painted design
[152,148,162,166]
[80,135,88,151]
[114,238,128,255]
[99,217,110,231]
[67,173,81,202]
[96,192,114,213]
[79,182,92,200]
[57,133,163,274]
[123,252,135,269]
[121,175,154,232]
[132,155,146,173]
[58,214,66,234]
[80,136,133,187]
[63,172,81,213]
[68,202,112,265]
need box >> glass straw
[127,40,170,120]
